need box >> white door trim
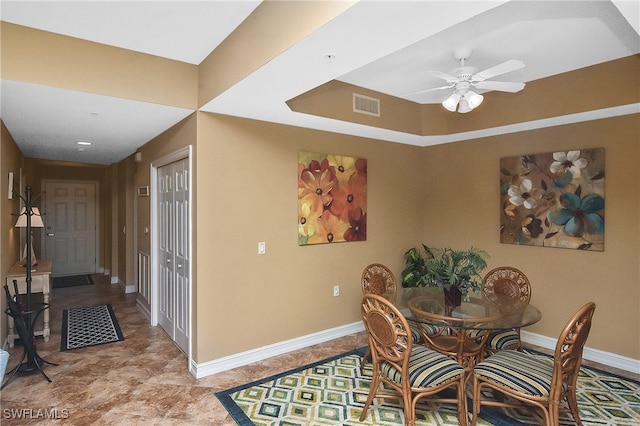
[150,146,193,371]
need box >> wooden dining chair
[482,266,531,353]
[361,263,398,301]
[359,294,468,426]
[470,302,596,426]
[360,263,439,372]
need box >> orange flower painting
[298,151,367,245]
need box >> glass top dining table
[396,286,542,331]
[394,287,542,373]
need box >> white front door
[157,158,190,353]
[43,180,98,276]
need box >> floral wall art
[298,151,367,245]
[500,148,605,251]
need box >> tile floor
[1,274,637,425]
[1,274,367,425]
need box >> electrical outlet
[333,285,340,297]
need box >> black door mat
[52,274,94,289]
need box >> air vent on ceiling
[353,93,380,117]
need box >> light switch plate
[258,242,266,255]
[8,172,13,199]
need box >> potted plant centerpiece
[401,244,489,311]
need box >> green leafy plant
[401,244,489,298]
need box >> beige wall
[133,114,197,310]
[1,22,198,109]
[289,55,640,136]
[23,159,112,270]
[2,6,638,365]
[140,110,639,364]
[440,55,640,134]
[115,158,136,287]
[287,80,428,135]
[198,1,355,106]
[194,113,425,361]
[135,114,198,258]
[0,122,24,345]
[420,114,639,359]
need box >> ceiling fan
[412,48,526,113]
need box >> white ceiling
[1,1,639,165]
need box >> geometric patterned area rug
[215,347,640,426]
[52,274,94,289]
[60,304,124,351]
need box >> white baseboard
[136,300,151,320]
[521,330,640,374]
[191,322,365,379]
[190,325,638,379]
[111,276,136,293]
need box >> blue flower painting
[500,148,605,251]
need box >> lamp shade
[442,93,461,112]
[457,99,472,113]
[15,207,44,228]
[442,89,484,113]
[466,91,484,109]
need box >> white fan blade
[403,84,455,97]
[425,70,458,82]
[472,59,525,81]
[473,80,525,93]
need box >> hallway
[1,274,367,424]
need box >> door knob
[46,233,55,236]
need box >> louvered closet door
[157,158,189,353]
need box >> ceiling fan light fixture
[442,93,461,112]
[466,91,484,109]
[416,49,525,114]
[457,99,472,113]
